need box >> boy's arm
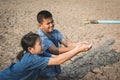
[61,39,77,47]
[48,39,87,55]
[48,42,92,65]
[61,39,89,49]
[48,45,74,55]
[47,29,75,54]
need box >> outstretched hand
[76,41,92,52]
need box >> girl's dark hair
[37,10,52,23]
[17,32,40,60]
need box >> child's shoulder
[53,29,61,33]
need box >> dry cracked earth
[0,0,120,80]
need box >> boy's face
[39,17,54,34]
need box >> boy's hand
[76,42,92,52]
[76,41,90,46]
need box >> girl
[0,32,92,80]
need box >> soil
[0,0,120,80]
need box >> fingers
[80,42,92,51]
[87,42,92,48]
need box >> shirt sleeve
[42,39,54,51]
[42,52,52,57]
[30,55,50,70]
[56,30,64,43]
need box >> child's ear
[38,24,42,28]
[28,47,34,54]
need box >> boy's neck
[41,29,52,36]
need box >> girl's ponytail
[16,50,24,61]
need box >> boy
[37,10,91,80]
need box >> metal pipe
[84,19,120,24]
[97,20,120,24]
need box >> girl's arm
[48,42,92,65]
[48,45,74,55]
[47,39,89,55]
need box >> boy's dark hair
[37,10,52,23]
[17,32,40,60]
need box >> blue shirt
[0,52,50,80]
[38,29,64,78]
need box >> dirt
[0,0,120,80]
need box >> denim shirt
[0,52,50,80]
[38,29,64,78]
